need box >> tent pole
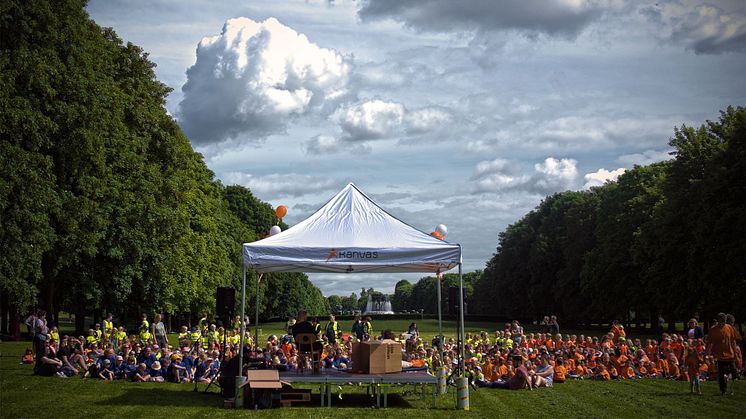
[236,264,247,407]
[255,273,262,348]
[458,262,465,378]
[239,265,247,362]
[457,260,469,410]
[436,273,443,362]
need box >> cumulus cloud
[642,2,746,54]
[338,99,406,140]
[533,157,579,193]
[177,17,353,144]
[470,158,530,192]
[304,134,370,155]
[470,157,578,194]
[307,100,455,154]
[466,114,684,153]
[357,0,609,38]
[405,106,454,134]
[617,149,672,166]
[221,172,343,199]
[583,167,626,189]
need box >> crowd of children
[458,313,743,395]
[27,310,744,396]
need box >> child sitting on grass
[133,363,150,382]
[20,348,34,364]
[98,359,114,381]
[593,364,611,381]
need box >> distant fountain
[364,294,394,315]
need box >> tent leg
[236,265,247,408]
[436,273,444,372]
[457,262,469,410]
[255,273,262,348]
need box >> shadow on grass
[301,393,414,408]
[97,387,415,409]
[98,387,223,407]
[648,391,700,398]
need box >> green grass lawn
[2,319,745,418]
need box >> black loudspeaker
[216,286,235,318]
[448,286,459,315]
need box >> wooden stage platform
[278,369,438,407]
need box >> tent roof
[243,183,461,273]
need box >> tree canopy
[0,0,326,329]
[470,107,745,324]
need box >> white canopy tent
[237,183,467,404]
[243,182,461,273]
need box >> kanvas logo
[325,248,378,262]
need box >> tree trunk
[667,312,676,333]
[53,310,61,330]
[45,280,55,324]
[0,290,7,335]
[10,304,20,340]
[75,307,86,335]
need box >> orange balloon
[430,231,444,240]
[275,205,287,219]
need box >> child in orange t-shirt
[594,364,611,381]
[567,364,582,379]
[566,357,576,372]
[666,353,680,380]
[20,348,34,364]
[686,350,703,394]
[554,359,567,383]
[654,354,669,377]
[646,361,660,378]
[482,360,494,382]
[699,357,710,381]
[497,361,509,379]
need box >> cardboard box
[352,339,402,374]
[245,370,283,389]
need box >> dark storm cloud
[357,0,608,38]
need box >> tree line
[467,107,745,326]
[1,1,742,335]
[0,0,327,334]
[381,107,743,328]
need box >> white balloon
[269,225,282,236]
[435,224,448,236]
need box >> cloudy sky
[87,0,745,297]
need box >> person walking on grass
[153,314,168,350]
[708,312,738,395]
[33,310,48,360]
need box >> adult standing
[549,315,560,335]
[708,312,738,395]
[351,315,364,341]
[103,313,115,344]
[24,311,36,340]
[407,322,419,337]
[33,310,49,359]
[510,320,524,347]
[363,317,373,341]
[325,314,341,345]
[540,316,550,333]
[687,318,704,340]
[153,314,168,349]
